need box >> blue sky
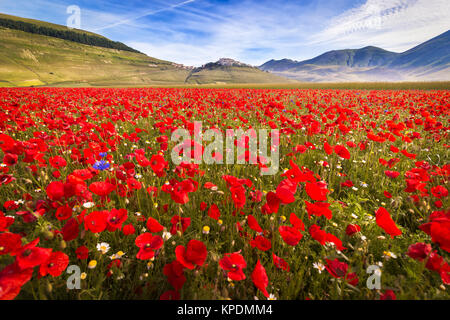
[0,0,449,66]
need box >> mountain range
[259,30,450,82]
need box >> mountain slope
[0,27,190,87]
[388,30,450,70]
[260,30,450,82]
[295,46,398,68]
[0,13,140,53]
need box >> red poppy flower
[16,238,52,270]
[3,153,18,166]
[279,226,303,246]
[383,191,392,198]
[84,210,108,233]
[150,154,167,177]
[251,260,269,298]
[345,224,361,236]
[247,214,263,233]
[72,169,93,181]
[62,218,80,242]
[289,212,305,231]
[401,149,416,159]
[266,191,281,213]
[384,170,400,179]
[309,224,327,244]
[106,208,128,231]
[324,141,333,155]
[75,246,89,260]
[305,201,332,220]
[390,145,399,153]
[272,253,290,272]
[419,216,450,253]
[3,201,18,211]
[163,260,186,290]
[341,180,354,188]
[89,181,116,198]
[431,185,448,199]
[0,174,15,186]
[170,179,197,204]
[203,182,217,189]
[170,215,191,235]
[55,204,72,221]
[0,212,14,232]
[147,186,158,198]
[334,145,350,159]
[230,184,246,209]
[126,178,141,190]
[49,156,67,169]
[407,242,432,261]
[0,232,22,256]
[219,252,247,281]
[147,217,164,233]
[135,233,163,260]
[39,251,69,277]
[0,263,33,300]
[250,235,272,251]
[324,258,358,286]
[175,239,207,269]
[208,204,221,221]
[276,180,296,204]
[305,181,329,201]
[325,233,346,251]
[122,224,135,236]
[380,290,396,300]
[46,181,65,201]
[375,207,402,238]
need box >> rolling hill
[185,58,292,84]
[0,14,290,87]
[260,30,450,82]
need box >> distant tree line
[0,17,141,54]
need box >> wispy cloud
[93,0,196,31]
[310,0,450,52]
[128,0,335,66]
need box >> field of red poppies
[0,87,448,300]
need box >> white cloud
[128,1,325,66]
[310,0,450,52]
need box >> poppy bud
[59,240,67,250]
[46,282,53,293]
[42,230,54,240]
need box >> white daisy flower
[97,242,110,254]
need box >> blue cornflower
[93,160,110,171]
[99,152,107,158]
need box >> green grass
[184,66,293,85]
